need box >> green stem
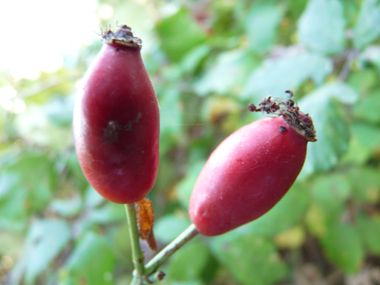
[143,223,199,277]
[125,203,145,279]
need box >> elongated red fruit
[189,93,316,236]
[73,25,159,204]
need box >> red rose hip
[73,25,160,204]
[189,93,316,236]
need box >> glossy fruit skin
[73,42,159,204]
[189,116,308,236]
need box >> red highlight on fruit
[73,25,160,204]
[189,92,316,236]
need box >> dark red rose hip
[189,93,316,236]
[73,25,160,204]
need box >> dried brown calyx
[101,24,142,49]
[248,90,317,142]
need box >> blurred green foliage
[1,0,380,284]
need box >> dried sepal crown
[248,90,317,142]
[101,24,142,49]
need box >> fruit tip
[248,90,317,142]
[101,23,142,49]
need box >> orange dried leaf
[136,198,157,251]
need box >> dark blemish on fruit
[279,126,287,133]
[102,120,121,145]
[102,113,142,145]
[124,112,142,131]
[201,211,206,216]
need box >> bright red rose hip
[189,93,316,236]
[73,25,160,204]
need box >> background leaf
[23,219,71,284]
[156,8,207,62]
[321,223,364,274]
[297,0,346,54]
[245,1,283,53]
[63,232,115,285]
[242,52,332,99]
[353,0,380,50]
[341,123,380,165]
[210,234,288,285]
[155,215,191,243]
[164,240,210,283]
[356,214,380,254]
[298,83,358,177]
[242,183,309,237]
[195,49,259,96]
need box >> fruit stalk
[125,203,145,283]
[143,224,199,277]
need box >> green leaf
[245,1,283,53]
[74,200,124,238]
[359,46,380,74]
[356,214,380,254]
[112,225,132,267]
[45,96,74,127]
[176,159,206,210]
[180,45,211,74]
[165,281,202,285]
[15,104,73,151]
[297,0,346,54]
[0,187,28,231]
[24,219,71,284]
[242,52,332,99]
[321,223,364,273]
[353,0,380,50]
[341,1,360,27]
[353,91,380,124]
[210,234,288,285]
[0,171,21,198]
[311,174,350,222]
[165,240,210,282]
[156,8,207,62]
[159,88,182,153]
[84,186,105,209]
[242,183,309,236]
[66,150,89,194]
[5,152,58,212]
[50,196,82,218]
[342,123,380,165]
[86,203,124,224]
[298,83,358,178]
[347,167,380,203]
[63,232,115,285]
[0,231,24,258]
[195,49,259,96]
[347,68,378,95]
[155,215,191,243]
